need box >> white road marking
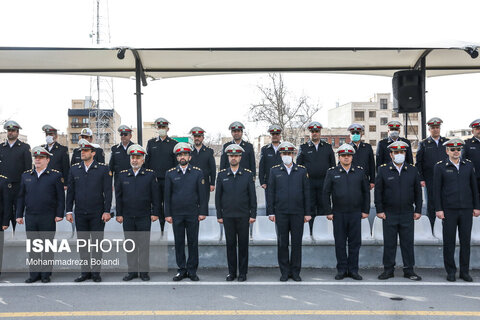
[454,294,480,301]
[0,297,7,305]
[281,295,297,301]
[343,298,362,303]
[223,295,237,300]
[303,301,317,306]
[55,299,73,307]
[372,290,427,302]
[0,281,479,287]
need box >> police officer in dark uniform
[462,119,480,198]
[66,139,113,283]
[15,146,65,283]
[216,144,257,282]
[376,120,413,168]
[0,174,10,278]
[348,124,376,190]
[267,142,311,282]
[434,138,480,282]
[42,125,70,190]
[324,144,370,281]
[259,125,283,206]
[145,118,177,231]
[375,141,423,281]
[164,142,208,281]
[189,127,216,205]
[416,118,448,228]
[70,128,105,165]
[297,121,335,230]
[0,120,31,230]
[220,122,256,177]
[115,144,159,282]
[109,125,134,184]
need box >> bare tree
[249,73,320,145]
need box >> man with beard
[66,139,112,283]
[164,142,207,281]
[0,120,31,231]
[259,125,283,207]
[109,125,135,185]
[70,128,105,165]
[41,124,69,190]
[220,122,256,178]
[189,127,216,205]
[145,118,177,231]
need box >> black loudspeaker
[392,70,423,113]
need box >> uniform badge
[109,171,113,176]
[61,177,64,184]
[7,183,12,189]
[201,179,205,185]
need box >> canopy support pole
[130,49,148,145]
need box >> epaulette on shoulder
[168,167,176,172]
[297,164,306,169]
[219,169,227,173]
[436,160,443,164]
[120,169,128,173]
[23,169,32,173]
[328,166,335,170]
[72,163,80,167]
[51,169,60,173]
[244,168,252,172]
[98,162,108,166]
[193,166,201,171]
[0,175,7,179]
[465,159,472,162]
[381,164,387,167]
[357,166,364,170]
[411,163,415,167]
[145,169,154,172]
[272,165,281,169]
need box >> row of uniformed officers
[0,116,479,283]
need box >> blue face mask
[351,133,361,142]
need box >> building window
[71,133,79,144]
[380,118,388,125]
[369,140,376,146]
[354,111,365,121]
[331,138,336,147]
[72,118,78,123]
[392,112,399,118]
[369,125,376,132]
[369,111,376,118]
[381,132,388,139]
[339,138,346,145]
[380,98,388,109]
[320,138,328,143]
[407,113,419,120]
[82,118,89,124]
[407,125,418,136]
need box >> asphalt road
[1,268,479,319]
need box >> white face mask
[389,131,400,140]
[46,136,54,144]
[393,153,405,164]
[282,155,293,165]
[158,129,167,137]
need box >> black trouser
[158,178,166,231]
[332,212,361,274]
[223,217,250,276]
[172,215,199,275]
[382,213,415,274]
[75,213,105,276]
[25,214,56,279]
[123,215,151,274]
[7,182,20,230]
[275,214,304,277]
[424,177,436,229]
[442,209,473,276]
[309,178,325,232]
[0,230,4,274]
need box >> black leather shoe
[460,273,473,282]
[335,272,347,280]
[292,274,302,282]
[349,273,363,280]
[404,272,422,281]
[41,276,51,283]
[173,273,187,281]
[92,275,102,282]
[238,274,247,282]
[280,274,288,282]
[25,276,41,283]
[378,271,394,280]
[189,274,200,281]
[140,273,150,281]
[447,274,456,282]
[123,273,138,281]
[226,274,236,281]
[74,273,92,282]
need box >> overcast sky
[1,0,479,147]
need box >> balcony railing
[70,123,89,128]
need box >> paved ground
[0,268,479,319]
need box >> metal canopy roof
[1,44,480,80]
